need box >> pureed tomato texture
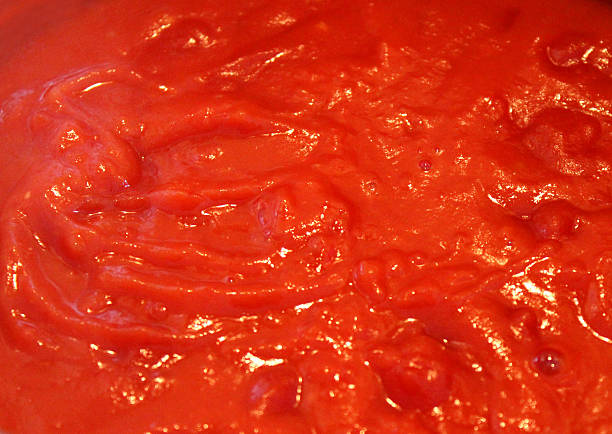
[0,0,611,432]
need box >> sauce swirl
[0,0,610,432]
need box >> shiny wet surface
[0,0,611,432]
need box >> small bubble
[408,252,427,267]
[419,159,432,172]
[533,349,563,375]
[146,302,169,321]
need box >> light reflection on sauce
[0,0,610,432]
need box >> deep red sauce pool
[0,0,611,432]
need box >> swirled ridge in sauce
[0,0,611,432]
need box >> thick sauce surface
[0,0,611,432]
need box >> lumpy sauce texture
[0,0,611,432]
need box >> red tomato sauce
[0,0,611,432]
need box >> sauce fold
[0,0,611,432]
